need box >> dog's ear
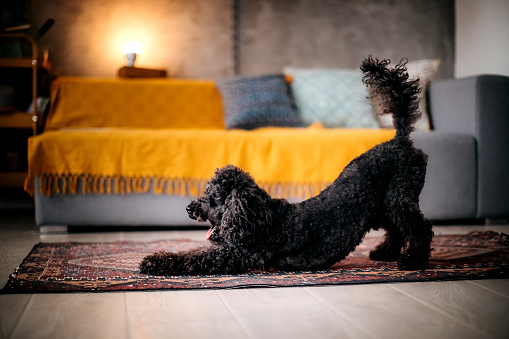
[221,187,271,246]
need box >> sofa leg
[39,225,68,234]
[485,218,508,225]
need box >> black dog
[140,57,433,276]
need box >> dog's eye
[207,195,221,207]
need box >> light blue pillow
[283,68,379,128]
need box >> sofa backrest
[44,77,225,131]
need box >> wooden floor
[0,212,508,339]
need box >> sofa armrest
[429,75,509,218]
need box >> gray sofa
[33,75,509,228]
[417,75,509,221]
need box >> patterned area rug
[1,231,508,294]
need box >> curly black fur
[140,57,433,276]
[360,56,422,139]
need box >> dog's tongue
[206,227,214,241]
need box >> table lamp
[121,41,142,67]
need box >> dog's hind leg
[396,210,433,271]
[385,159,433,270]
[369,217,405,262]
[386,195,433,270]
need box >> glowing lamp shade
[122,41,142,67]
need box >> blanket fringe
[25,175,331,200]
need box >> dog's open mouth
[206,221,218,241]
[206,226,215,241]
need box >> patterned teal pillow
[217,74,303,130]
[283,68,378,128]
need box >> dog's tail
[360,56,421,140]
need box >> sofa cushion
[283,68,379,128]
[217,74,303,130]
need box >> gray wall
[456,0,509,77]
[30,0,454,80]
[237,0,454,79]
[30,0,231,79]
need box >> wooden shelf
[0,172,27,188]
[0,58,34,68]
[0,57,50,70]
[118,66,167,78]
[0,111,35,129]
[0,33,44,189]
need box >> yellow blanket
[26,127,395,199]
[45,77,225,130]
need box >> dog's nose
[186,203,196,219]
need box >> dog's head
[186,165,272,245]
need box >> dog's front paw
[140,251,178,276]
[139,255,157,275]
